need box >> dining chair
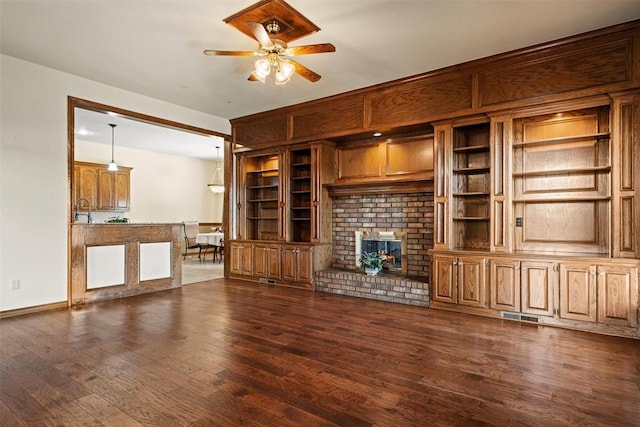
[182,221,203,260]
[213,238,224,263]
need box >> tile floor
[181,252,224,284]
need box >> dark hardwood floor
[1,278,639,426]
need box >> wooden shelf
[453,216,490,221]
[453,144,489,152]
[247,168,279,174]
[453,166,490,174]
[291,162,311,167]
[453,192,489,197]
[248,184,278,190]
[512,132,610,148]
[248,216,278,220]
[247,198,278,203]
[513,166,610,178]
[513,196,611,203]
[291,176,311,181]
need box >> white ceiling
[74,108,225,161]
[2,1,640,158]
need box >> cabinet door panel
[559,263,597,322]
[597,265,638,327]
[433,256,457,303]
[229,242,243,275]
[457,257,486,307]
[490,260,520,311]
[297,247,312,283]
[267,246,280,279]
[97,170,115,210]
[241,245,253,276]
[521,261,555,316]
[76,166,98,208]
[253,245,269,277]
[114,171,130,210]
[281,247,296,281]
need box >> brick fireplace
[315,192,434,306]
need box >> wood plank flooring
[1,278,639,426]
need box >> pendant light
[107,123,118,172]
[208,146,224,193]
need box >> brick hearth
[315,269,430,306]
[315,191,434,306]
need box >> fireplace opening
[355,231,407,275]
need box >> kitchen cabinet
[74,163,99,209]
[74,161,131,212]
[97,169,130,210]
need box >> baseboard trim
[0,301,68,319]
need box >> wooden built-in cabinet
[451,122,491,251]
[432,254,488,308]
[231,142,334,288]
[229,241,253,277]
[434,251,639,333]
[228,240,329,289]
[241,151,282,241]
[559,262,639,328]
[281,244,312,284]
[74,161,131,212]
[229,22,640,337]
[253,243,280,280]
[431,99,640,337]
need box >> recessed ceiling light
[107,112,118,117]
[75,128,92,136]
[373,132,382,137]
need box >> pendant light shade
[107,123,118,172]
[208,146,224,193]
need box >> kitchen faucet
[75,197,92,223]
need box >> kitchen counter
[70,222,183,305]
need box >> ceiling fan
[204,20,335,84]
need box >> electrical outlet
[9,279,20,290]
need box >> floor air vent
[500,312,539,323]
[259,277,276,285]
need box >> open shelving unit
[512,106,611,254]
[289,147,312,242]
[245,154,280,241]
[452,122,491,250]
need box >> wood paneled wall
[231,20,640,149]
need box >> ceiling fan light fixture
[275,61,295,85]
[254,58,271,79]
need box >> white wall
[0,54,230,311]
[75,140,223,223]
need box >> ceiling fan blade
[247,22,274,49]
[290,60,321,83]
[287,43,336,56]
[203,49,255,56]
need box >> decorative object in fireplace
[355,231,407,275]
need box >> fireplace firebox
[355,231,407,275]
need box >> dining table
[195,232,224,262]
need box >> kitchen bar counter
[70,223,183,305]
